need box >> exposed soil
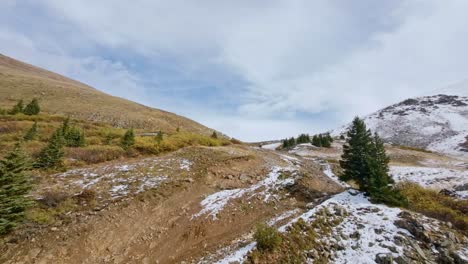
[0,145,342,264]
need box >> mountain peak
[334,94,468,157]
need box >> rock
[451,251,468,264]
[350,231,360,240]
[184,178,194,183]
[50,227,58,231]
[357,223,365,229]
[393,235,405,246]
[374,228,384,234]
[394,256,411,264]
[375,253,393,264]
[395,212,431,243]
[239,174,250,183]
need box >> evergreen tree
[288,137,296,147]
[339,117,372,190]
[24,122,38,141]
[0,143,32,234]
[211,131,218,139]
[121,128,135,150]
[176,127,180,133]
[65,127,86,147]
[296,134,310,144]
[8,100,24,115]
[61,117,70,134]
[312,135,321,147]
[155,131,163,144]
[339,118,406,206]
[34,129,65,169]
[321,134,331,148]
[23,98,40,115]
[282,139,289,149]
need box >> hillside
[0,53,213,135]
[333,94,468,157]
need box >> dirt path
[1,146,343,264]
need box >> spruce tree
[61,117,70,134]
[288,137,296,147]
[0,143,32,234]
[211,131,218,139]
[339,117,372,190]
[282,139,289,149]
[65,127,86,147]
[24,122,38,141]
[121,128,135,150]
[23,98,40,115]
[8,100,24,115]
[34,129,65,169]
[155,131,163,144]
[312,135,321,147]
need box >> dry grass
[0,53,214,135]
[398,182,468,232]
[0,112,231,167]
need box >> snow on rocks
[213,242,256,264]
[261,142,281,150]
[179,159,192,171]
[332,94,468,158]
[390,166,468,198]
[192,166,297,220]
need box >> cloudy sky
[1,0,468,141]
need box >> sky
[1,0,468,141]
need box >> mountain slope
[0,53,213,135]
[333,94,468,157]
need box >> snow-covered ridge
[332,94,468,157]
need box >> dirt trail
[1,145,343,264]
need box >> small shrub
[254,224,282,252]
[66,145,125,164]
[38,191,69,208]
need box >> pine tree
[155,131,163,144]
[0,143,32,234]
[339,118,407,206]
[339,117,372,190]
[61,117,70,134]
[312,135,321,147]
[296,134,310,144]
[8,100,24,115]
[65,127,86,147]
[288,137,296,147]
[321,134,331,148]
[121,128,135,150]
[282,139,289,149]
[24,122,38,141]
[34,129,65,169]
[23,98,40,115]
[211,131,218,139]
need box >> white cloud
[1,0,468,141]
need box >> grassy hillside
[0,113,231,168]
[0,53,213,135]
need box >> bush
[23,98,40,115]
[66,145,125,164]
[254,224,282,252]
[398,182,468,232]
[121,128,135,150]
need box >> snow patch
[192,166,297,220]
